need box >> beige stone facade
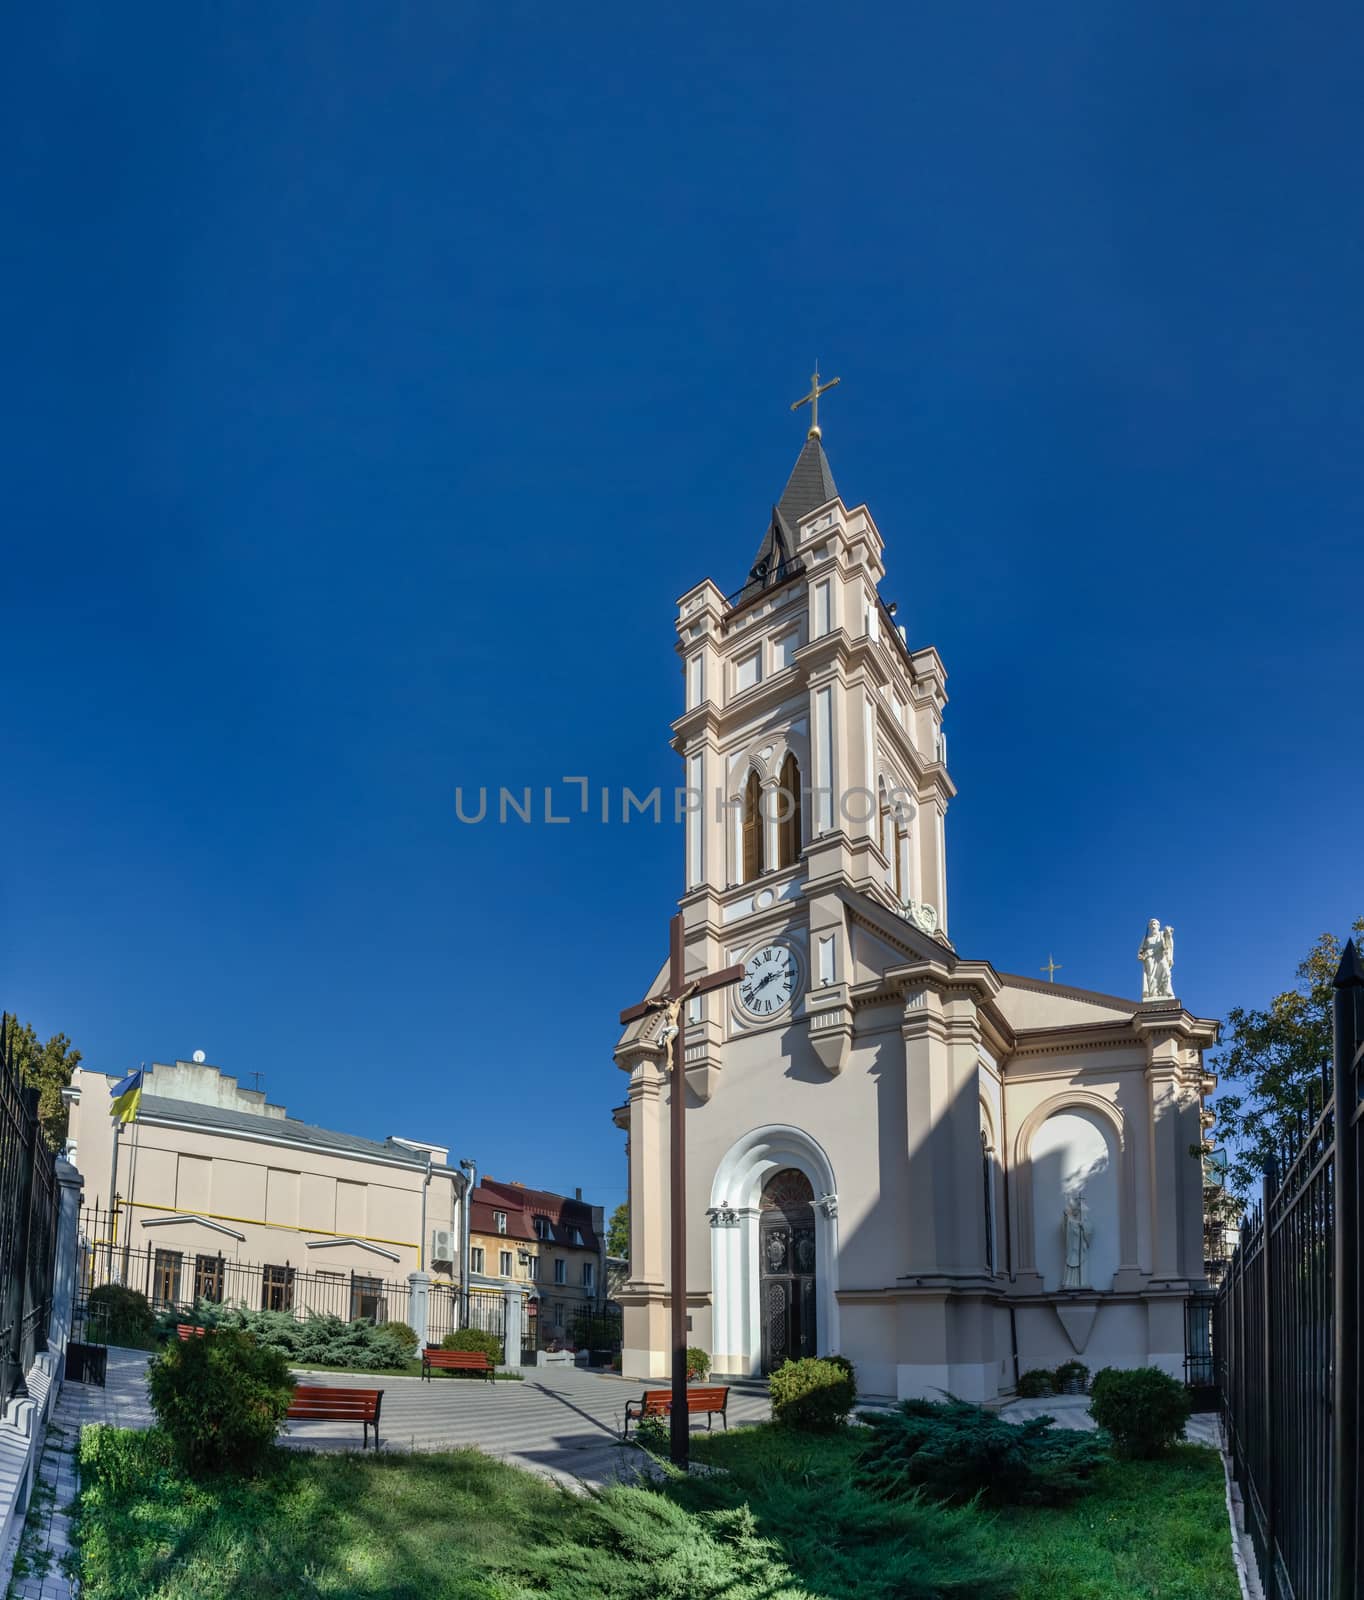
[66,1059,465,1309]
[468,1179,607,1342]
[614,434,1218,1400]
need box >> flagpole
[107,1120,122,1282]
[122,1110,142,1284]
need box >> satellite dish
[192,1050,206,1064]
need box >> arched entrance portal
[760,1168,817,1371]
[709,1124,840,1377]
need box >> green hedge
[685,1346,711,1380]
[441,1327,503,1364]
[147,1329,294,1474]
[1088,1366,1190,1458]
[154,1302,417,1370]
[87,1284,155,1345]
[1016,1368,1054,1398]
[857,1397,1108,1507]
[768,1356,857,1432]
[380,1321,419,1359]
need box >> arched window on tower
[777,753,802,869]
[879,780,895,886]
[893,812,907,901]
[742,769,764,883]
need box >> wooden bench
[176,1324,207,1340]
[623,1385,730,1438]
[421,1347,495,1384]
[286,1385,384,1450]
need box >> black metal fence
[75,1206,497,1351]
[1216,942,1362,1600]
[0,1014,62,1403]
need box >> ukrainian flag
[109,1068,145,1124]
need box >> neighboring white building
[614,420,1218,1401]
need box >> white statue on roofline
[1138,919,1175,1002]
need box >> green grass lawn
[685,1425,1239,1600]
[77,1427,816,1600]
[75,1421,1239,1600]
[992,1444,1239,1600]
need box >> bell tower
[674,401,952,899]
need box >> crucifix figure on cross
[620,913,744,1466]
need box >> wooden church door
[759,1168,817,1372]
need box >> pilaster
[1132,1006,1218,1286]
[617,1043,668,1290]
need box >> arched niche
[1029,1110,1119,1292]
[1010,1091,1137,1285]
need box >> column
[407,1271,432,1349]
[47,1159,84,1367]
[501,1283,525,1368]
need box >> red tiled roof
[470,1179,600,1252]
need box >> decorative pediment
[304,1237,401,1263]
[139,1213,246,1242]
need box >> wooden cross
[1041,953,1063,983]
[620,912,744,1466]
[790,364,841,440]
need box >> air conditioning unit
[431,1229,456,1264]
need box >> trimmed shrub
[154,1305,417,1370]
[1088,1366,1190,1458]
[1053,1360,1089,1394]
[86,1283,154,1345]
[441,1327,503,1365]
[1016,1368,1054,1398]
[376,1318,419,1356]
[148,1328,294,1474]
[768,1356,857,1432]
[857,1397,1108,1507]
[685,1346,711,1381]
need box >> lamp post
[620,913,743,1466]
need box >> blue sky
[5,3,1361,1213]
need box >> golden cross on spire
[790,363,841,440]
[1041,954,1063,983]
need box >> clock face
[738,943,798,1017]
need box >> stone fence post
[501,1284,526,1368]
[48,1158,84,1364]
[407,1272,432,1350]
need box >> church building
[613,383,1218,1401]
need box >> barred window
[262,1264,294,1312]
[194,1254,224,1304]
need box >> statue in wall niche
[1138,919,1176,1001]
[1061,1191,1093,1289]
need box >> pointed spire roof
[735,438,840,606]
[776,435,839,529]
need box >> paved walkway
[283,1364,773,1486]
[6,1350,153,1600]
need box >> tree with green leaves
[1214,917,1363,1197]
[2,1014,82,1150]
[606,1201,629,1259]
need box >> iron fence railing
[75,1206,477,1349]
[1216,941,1363,1600]
[0,1013,62,1403]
